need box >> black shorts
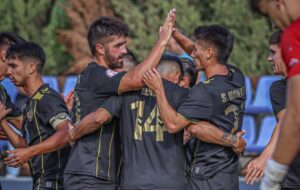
[64,173,118,190]
[186,171,239,190]
[33,175,64,190]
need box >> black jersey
[102,80,188,190]
[65,62,126,182]
[177,65,246,179]
[22,84,70,188]
[269,78,300,188]
[0,83,22,118]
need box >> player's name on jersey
[221,87,245,103]
[141,87,156,97]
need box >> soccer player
[248,1,300,189]
[64,10,176,190]
[178,58,198,89]
[0,42,70,190]
[245,31,300,189]
[69,55,246,189]
[0,32,25,137]
[143,25,246,190]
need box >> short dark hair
[6,42,46,73]
[269,31,282,45]
[180,58,198,87]
[160,54,184,76]
[194,25,234,65]
[0,32,26,48]
[124,48,138,65]
[88,16,129,56]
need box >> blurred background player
[248,1,300,189]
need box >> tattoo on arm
[221,132,237,146]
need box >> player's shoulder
[33,85,63,105]
[162,79,188,94]
[270,78,286,94]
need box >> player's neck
[23,76,44,97]
[94,56,109,69]
[204,63,228,79]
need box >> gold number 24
[131,101,167,141]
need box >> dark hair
[88,16,128,56]
[194,25,234,65]
[124,48,138,65]
[269,31,282,45]
[6,42,46,73]
[248,0,269,16]
[0,32,26,48]
[180,58,198,87]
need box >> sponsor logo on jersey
[106,69,118,77]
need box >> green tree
[0,0,70,75]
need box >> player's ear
[27,63,36,74]
[95,43,105,56]
[206,47,214,60]
[0,50,6,62]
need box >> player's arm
[186,121,246,155]
[245,110,285,184]
[143,68,190,133]
[0,119,27,148]
[0,102,26,148]
[69,95,121,142]
[118,9,176,93]
[4,116,70,167]
[69,108,111,142]
[172,29,194,55]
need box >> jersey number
[131,101,167,141]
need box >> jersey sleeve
[269,80,286,116]
[0,86,22,118]
[100,96,122,118]
[281,20,300,79]
[89,67,126,96]
[177,84,213,123]
[39,93,69,129]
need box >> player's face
[6,58,29,87]
[104,35,127,69]
[267,44,286,75]
[258,0,291,29]
[191,41,206,71]
[0,49,8,80]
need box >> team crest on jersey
[27,109,33,122]
[106,69,118,77]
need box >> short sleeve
[0,86,22,118]
[177,84,213,123]
[89,66,126,96]
[101,96,122,117]
[269,80,286,116]
[162,80,189,109]
[39,93,69,128]
[281,20,300,79]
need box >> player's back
[104,80,188,190]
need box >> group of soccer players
[0,1,299,190]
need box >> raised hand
[158,8,177,45]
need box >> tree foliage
[0,0,273,76]
[0,0,70,75]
